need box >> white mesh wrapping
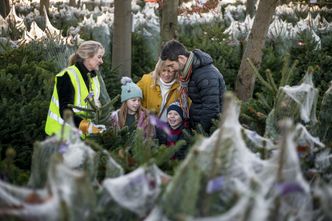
[281,72,318,124]
[294,123,325,152]
[194,98,269,182]
[62,140,96,170]
[188,185,269,221]
[214,94,268,183]
[265,72,319,140]
[0,191,60,221]
[153,93,271,219]
[47,159,96,221]
[242,128,276,152]
[313,183,332,219]
[102,164,167,217]
[0,157,95,221]
[0,181,48,207]
[28,133,97,188]
[315,149,332,171]
[267,120,313,221]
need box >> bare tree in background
[246,0,257,18]
[235,0,279,101]
[160,0,179,46]
[0,0,10,18]
[69,0,76,7]
[112,0,132,77]
[39,0,49,16]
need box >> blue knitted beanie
[167,102,184,120]
[120,77,142,102]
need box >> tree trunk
[235,0,278,101]
[112,0,132,77]
[39,0,49,16]
[246,0,257,18]
[69,0,76,7]
[160,0,179,46]
[0,0,10,18]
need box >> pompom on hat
[167,101,184,120]
[120,77,143,102]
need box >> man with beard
[160,40,226,134]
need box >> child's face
[126,98,141,115]
[167,110,183,129]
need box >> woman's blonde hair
[151,58,166,86]
[151,58,179,86]
[68,40,104,65]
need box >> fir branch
[247,58,274,93]
[195,124,208,137]
[103,94,120,109]
[241,112,256,122]
[153,141,185,166]
[280,54,290,87]
[69,95,119,124]
[131,129,150,165]
[94,95,120,123]
[265,69,278,95]
[85,94,98,111]
[256,92,273,110]
[280,55,298,87]
[285,60,299,86]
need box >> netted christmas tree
[240,54,298,135]
[98,162,170,220]
[28,111,124,188]
[0,154,97,221]
[265,67,319,140]
[145,92,274,220]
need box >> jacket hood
[192,49,213,69]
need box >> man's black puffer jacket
[188,49,226,133]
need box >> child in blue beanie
[110,77,154,138]
[155,101,188,160]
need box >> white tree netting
[0,156,96,221]
[102,163,169,218]
[265,71,319,140]
[266,119,313,221]
[28,123,123,188]
[144,93,318,220]
[144,93,273,219]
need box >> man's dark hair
[160,40,190,61]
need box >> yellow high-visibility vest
[45,65,100,136]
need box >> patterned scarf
[166,126,183,146]
[179,52,194,119]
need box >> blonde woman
[45,40,106,136]
[137,58,181,122]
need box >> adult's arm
[196,68,224,132]
[56,72,83,127]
